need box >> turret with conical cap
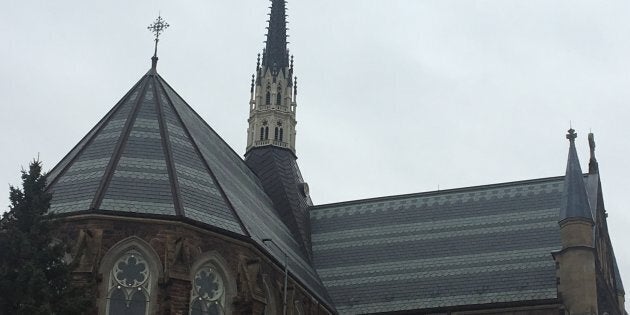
[559,128,594,223]
[552,128,598,315]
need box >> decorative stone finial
[566,128,577,142]
[147,14,170,69]
[588,132,596,156]
[588,132,599,174]
[256,53,261,70]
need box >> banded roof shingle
[45,66,334,310]
[310,177,571,314]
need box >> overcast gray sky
[2,0,629,306]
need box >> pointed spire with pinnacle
[262,0,289,70]
[559,128,594,224]
[246,0,297,154]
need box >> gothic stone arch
[97,236,163,315]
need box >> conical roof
[45,66,333,309]
[46,68,244,234]
[262,0,289,70]
[559,128,593,223]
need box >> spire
[262,0,289,70]
[147,14,170,70]
[559,128,594,223]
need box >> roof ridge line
[155,76,250,237]
[156,74,267,187]
[45,75,148,191]
[260,149,305,236]
[269,150,313,260]
[90,76,153,210]
[311,175,568,210]
[152,76,185,217]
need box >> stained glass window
[190,264,225,315]
[106,250,151,315]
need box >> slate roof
[262,0,290,70]
[45,66,334,310]
[245,147,313,258]
[310,176,572,314]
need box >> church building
[44,1,626,314]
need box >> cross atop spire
[147,14,170,69]
[262,0,289,70]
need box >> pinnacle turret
[559,128,594,224]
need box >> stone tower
[553,128,598,315]
[246,0,297,153]
[245,0,314,259]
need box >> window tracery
[106,250,152,315]
[190,263,226,315]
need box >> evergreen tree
[0,160,91,315]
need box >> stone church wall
[58,214,331,315]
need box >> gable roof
[45,67,334,310]
[310,176,573,314]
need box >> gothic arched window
[105,250,152,315]
[276,93,282,105]
[265,91,271,105]
[279,128,284,142]
[260,127,264,141]
[265,127,269,140]
[190,263,226,315]
[274,127,279,140]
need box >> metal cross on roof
[148,15,170,58]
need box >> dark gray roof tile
[311,177,567,314]
[46,68,333,310]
